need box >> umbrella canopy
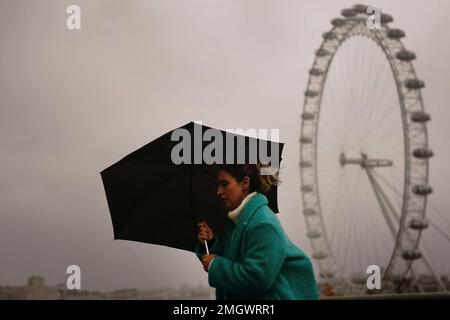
[100,122,284,252]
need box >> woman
[196,164,320,300]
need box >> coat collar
[227,193,269,259]
[234,192,269,227]
[228,192,257,223]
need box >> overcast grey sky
[1,0,449,291]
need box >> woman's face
[216,170,250,211]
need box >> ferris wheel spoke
[322,170,346,237]
[317,122,344,148]
[325,60,358,148]
[354,172,370,275]
[321,191,346,251]
[353,39,378,146]
[321,101,347,149]
[371,168,404,201]
[365,126,404,152]
[368,137,405,152]
[363,76,401,130]
[324,170,344,212]
[365,105,404,143]
[427,201,450,231]
[339,173,360,273]
[333,191,352,272]
[319,172,340,204]
[323,170,348,236]
[327,171,354,268]
[355,41,391,147]
[317,152,341,161]
[319,93,348,139]
[428,219,450,244]
[359,176,376,269]
[347,41,363,144]
[364,57,396,120]
[326,178,349,247]
[363,94,400,147]
[368,134,404,151]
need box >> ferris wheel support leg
[409,267,423,293]
[367,170,402,225]
[365,168,398,241]
[367,170,447,292]
[418,245,448,292]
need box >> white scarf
[227,192,257,224]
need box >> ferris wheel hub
[339,153,393,168]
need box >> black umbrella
[100,122,284,252]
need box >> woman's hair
[217,163,280,194]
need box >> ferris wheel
[299,4,441,295]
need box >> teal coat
[196,193,319,300]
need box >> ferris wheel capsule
[405,78,425,89]
[322,32,338,40]
[396,50,416,61]
[341,8,357,18]
[387,29,406,39]
[409,218,429,230]
[412,185,433,195]
[352,4,368,14]
[380,13,394,24]
[410,111,431,123]
[331,18,347,27]
[401,249,422,260]
[412,148,434,159]
[309,68,325,76]
[300,136,313,144]
[301,112,315,121]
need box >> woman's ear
[241,176,250,192]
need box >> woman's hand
[201,254,217,272]
[197,220,214,244]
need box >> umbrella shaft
[204,240,210,255]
